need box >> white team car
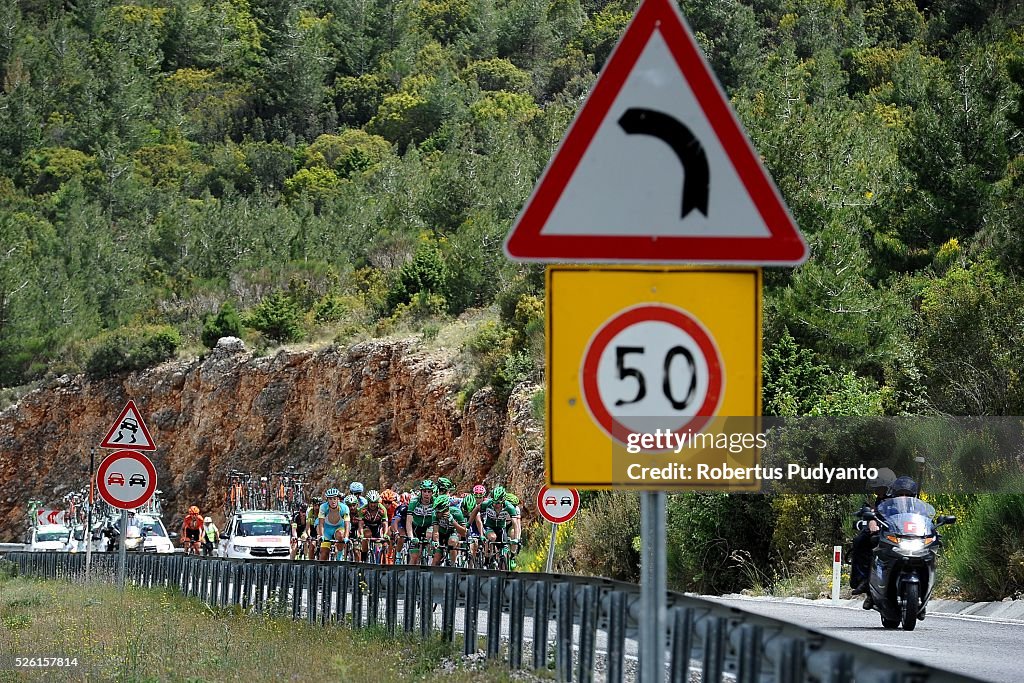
[131,514,175,554]
[30,524,71,551]
[218,511,292,559]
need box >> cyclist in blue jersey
[317,488,351,561]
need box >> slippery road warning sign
[96,450,158,510]
[99,400,156,451]
[504,0,806,264]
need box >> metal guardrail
[4,551,985,683]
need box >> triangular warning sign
[504,0,807,265]
[99,400,157,451]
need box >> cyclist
[202,516,219,556]
[505,493,523,569]
[349,482,368,509]
[358,490,390,563]
[180,506,204,555]
[431,494,468,566]
[405,480,437,566]
[391,493,410,563]
[468,486,520,568]
[459,494,480,565]
[472,484,486,499]
[381,489,399,562]
[290,502,309,559]
[317,488,351,561]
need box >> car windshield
[137,517,166,537]
[237,520,289,537]
[36,530,68,542]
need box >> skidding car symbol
[128,474,146,487]
[107,473,125,486]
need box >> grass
[0,570,531,682]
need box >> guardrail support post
[532,581,550,672]
[442,572,457,642]
[509,578,525,671]
[776,637,805,683]
[464,573,479,656]
[577,585,596,683]
[290,563,302,620]
[386,569,398,634]
[337,564,349,623]
[738,623,762,683]
[255,563,265,613]
[367,568,379,629]
[669,607,694,683]
[403,570,416,633]
[320,565,331,625]
[556,581,573,682]
[352,567,364,629]
[608,591,627,683]
[702,615,726,683]
[487,575,504,659]
[306,564,317,624]
[419,571,432,638]
[232,562,243,607]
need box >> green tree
[201,302,244,348]
[244,291,304,343]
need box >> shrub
[385,237,451,312]
[945,494,1024,600]
[569,492,640,582]
[85,325,181,378]
[244,292,304,343]
[201,302,243,348]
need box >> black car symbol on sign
[560,497,572,506]
[107,473,125,486]
[128,474,146,487]
[115,417,139,443]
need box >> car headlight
[233,544,250,553]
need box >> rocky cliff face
[0,337,544,539]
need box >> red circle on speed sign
[537,486,580,524]
[581,304,723,444]
[96,450,158,510]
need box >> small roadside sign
[99,400,156,451]
[504,0,806,265]
[537,486,581,524]
[36,509,66,526]
[96,450,158,510]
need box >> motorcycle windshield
[877,496,936,537]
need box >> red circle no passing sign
[96,450,158,510]
[537,486,581,524]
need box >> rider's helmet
[189,505,200,515]
[325,487,341,499]
[491,486,507,503]
[204,516,212,524]
[866,467,897,493]
[473,484,486,496]
[366,490,381,503]
[400,492,412,505]
[888,476,919,497]
[349,482,364,495]
[437,477,454,494]
[461,493,477,515]
[344,494,359,508]
[381,489,397,503]
[420,479,435,494]
[506,493,520,506]
[433,494,451,512]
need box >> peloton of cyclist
[317,488,351,561]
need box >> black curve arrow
[617,108,709,219]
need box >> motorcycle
[857,496,955,631]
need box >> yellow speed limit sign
[547,266,761,490]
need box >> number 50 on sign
[546,266,761,489]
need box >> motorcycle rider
[860,474,920,610]
[851,467,896,596]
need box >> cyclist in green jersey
[468,485,520,565]
[405,480,436,565]
[460,494,480,563]
[431,494,467,566]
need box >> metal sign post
[118,509,127,589]
[545,523,558,573]
[640,491,667,682]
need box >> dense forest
[2,0,1024,597]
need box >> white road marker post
[832,545,842,603]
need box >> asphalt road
[706,596,1023,683]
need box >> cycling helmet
[325,487,341,498]
[433,494,451,510]
[506,493,520,506]
[420,479,435,492]
[344,494,359,507]
[367,490,381,503]
[381,489,397,503]
[473,484,486,496]
[866,467,897,492]
[461,493,477,514]
[437,477,454,494]
[400,492,411,504]
[888,476,919,497]
[349,482,364,494]
[491,486,506,503]
[189,506,200,515]
[204,516,212,524]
